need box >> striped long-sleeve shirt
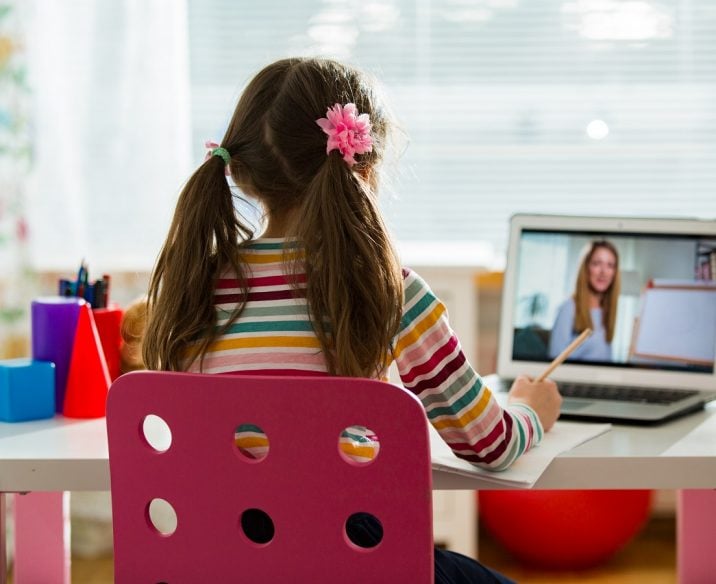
[188,238,543,471]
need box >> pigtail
[144,155,254,371]
[291,155,403,378]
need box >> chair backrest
[106,371,434,583]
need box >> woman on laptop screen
[548,240,621,362]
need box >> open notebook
[492,214,716,424]
[430,420,610,487]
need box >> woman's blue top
[548,298,612,362]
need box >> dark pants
[347,512,516,584]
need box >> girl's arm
[393,269,543,471]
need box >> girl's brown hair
[573,240,621,342]
[143,58,403,377]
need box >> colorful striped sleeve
[393,269,543,471]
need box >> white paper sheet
[430,421,611,487]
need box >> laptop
[493,214,716,424]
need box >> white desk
[2,405,716,583]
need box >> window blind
[187,0,716,257]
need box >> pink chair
[106,371,434,583]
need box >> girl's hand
[507,375,562,432]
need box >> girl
[549,240,621,362]
[143,57,561,583]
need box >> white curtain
[25,0,193,271]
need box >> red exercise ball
[478,490,652,570]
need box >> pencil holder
[93,305,124,381]
[31,297,86,413]
[63,303,112,418]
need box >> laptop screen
[501,215,716,383]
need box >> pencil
[535,327,593,382]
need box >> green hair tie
[212,147,231,165]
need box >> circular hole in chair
[338,425,380,465]
[142,414,172,452]
[146,498,178,536]
[240,508,275,545]
[234,423,269,461]
[345,512,383,549]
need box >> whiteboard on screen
[634,286,716,365]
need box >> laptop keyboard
[559,383,699,405]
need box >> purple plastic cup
[31,297,86,413]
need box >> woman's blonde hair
[143,58,403,377]
[573,240,620,342]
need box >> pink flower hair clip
[315,103,373,167]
